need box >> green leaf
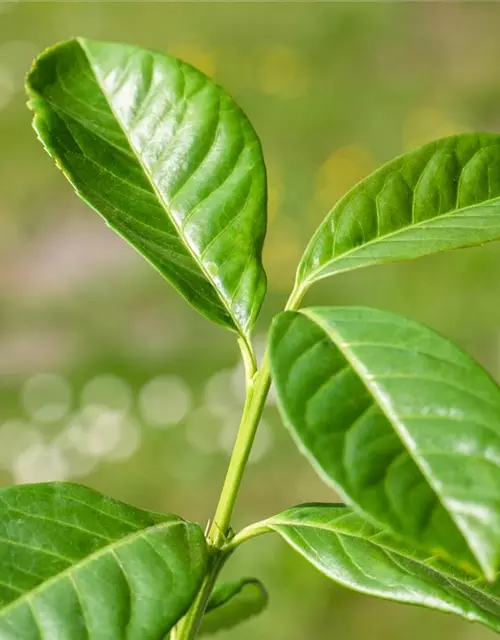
[199,578,268,636]
[297,134,500,287]
[269,306,500,580]
[26,39,267,338]
[0,482,207,638]
[266,503,500,633]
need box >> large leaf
[265,504,500,633]
[269,306,500,580]
[199,577,268,636]
[297,134,500,287]
[26,39,267,338]
[0,482,207,638]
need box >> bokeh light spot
[254,44,308,98]
[52,428,98,479]
[81,409,125,457]
[204,369,239,417]
[139,375,192,427]
[403,107,467,150]
[81,374,132,414]
[21,373,71,423]
[12,444,68,484]
[60,406,141,463]
[105,417,140,462]
[169,44,216,78]
[185,406,228,455]
[0,420,42,469]
[314,145,375,210]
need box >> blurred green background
[1,2,500,638]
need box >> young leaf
[26,39,267,338]
[0,482,207,638]
[265,504,500,633]
[269,306,500,580]
[199,578,268,636]
[297,134,500,288]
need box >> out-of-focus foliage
[1,2,500,638]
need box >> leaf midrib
[76,39,247,339]
[302,196,500,284]
[0,519,186,618]
[298,308,477,571]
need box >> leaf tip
[479,560,497,584]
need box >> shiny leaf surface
[266,504,500,633]
[199,577,268,636]
[26,39,267,337]
[298,134,500,287]
[0,483,207,638]
[270,307,500,579]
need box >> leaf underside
[26,38,267,337]
[200,577,268,636]
[0,483,207,639]
[270,306,500,580]
[298,133,500,286]
[267,504,500,634]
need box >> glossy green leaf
[26,39,267,338]
[270,306,500,580]
[199,577,268,636]
[0,482,207,638]
[297,134,500,287]
[265,504,500,633]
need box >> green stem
[173,282,307,639]
[208,355,271,546]
[207,280,306,547]
[172,552,224,639]
[222,521,271,553]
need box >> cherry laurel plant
[4,37,500,639]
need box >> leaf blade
[267,504,500,633]
[298,134,500,286]
[199,578,268,636]
[0,482,207,639]
[26,38,267,337]
[269,306,500,579]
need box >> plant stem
[172,551,224,640]
[222,521,271,552]
[208,355,271,547]
[206,280,306,548]
[173,352,271,640]
[173,282,307,639]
